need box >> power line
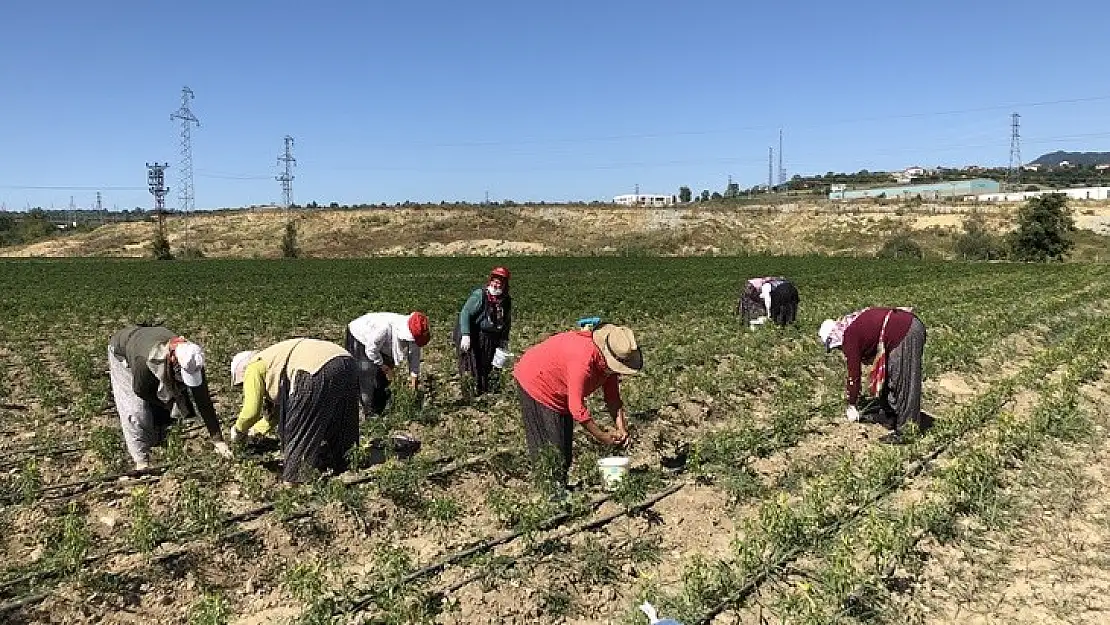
[0,185,144,191]
[355,94,1110,150]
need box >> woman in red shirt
[512,323,642,488]
[819,307,927,444]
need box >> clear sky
[2,0,1110,210]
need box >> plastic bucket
[597,456,631,491]
[492,348,513,369]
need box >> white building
[613,194,677,207]
[975,186,1110,202]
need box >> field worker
[228,338,359,483]
[512,323,642,489]
[453,266,513,397]
[736,276,800,328]
[108,324,232,470]
[344,311,431,418]
[819,307,926,445]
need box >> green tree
[1008,193,1075,262]
[699,190,710,202]
[710,192,723,200]
[725,182,739,198]
[678,186,692,203]
[877,232,923,259]
[281,219,300,258]
[150,227,173,260]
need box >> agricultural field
[1,256,1109,625]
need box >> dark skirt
[278,355,360,483]
[517,381,573,487]
[737,281,799,326]
[345,328,391,418]
[883,317,926,431]
[453,322,503,396]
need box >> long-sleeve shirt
[347,313,422,376]
[458,288,512,343]
[234,338,350,433]
[109,324,222,439]
[841,308,914,405]
[512,330,622,423]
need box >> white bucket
[597,456,631,491]
[492,348,513,369]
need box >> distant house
[1022,164,1041,172]
[893,166,927,184]
[1096,164,1110,172]
[1058,160,1073,168]
[613,194,677,207]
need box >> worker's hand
[229,426,245,445]
[409,375,419,391]
[615,410,629,438]
[459,335,471,353]
[595,429,626,447]
[846,406,861,423]
[213,441,233,459]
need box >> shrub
[953,212,1005,260]
[1008,193,1075,262]
[150,228,173,260]
[876,233,923,259]
[281,219,300,258]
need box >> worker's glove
[213,441,233,459]
[846,406,861,423]
[229,426,245,445]
[459,335,472,353]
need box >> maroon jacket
[842,308,915,405]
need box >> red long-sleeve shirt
[513,330,622,423]
[842,307,914,406]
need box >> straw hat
[592,324,643,375]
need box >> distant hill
[1030,151,1110,167]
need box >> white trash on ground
[640,601,683,625]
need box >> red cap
[490,266,511,281]
[408,312,431,347]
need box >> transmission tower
[170,87,200,243]
[276,135,296,208]
[147,162,170,241]
[1008,113,1022,189]
[96,191,103,225]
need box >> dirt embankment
[3,201,1110,259]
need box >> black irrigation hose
[693,436,953,624]
[432,483,687,599]
[0,447,507,613]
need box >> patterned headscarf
[819,309,867,352]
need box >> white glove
[229,426,245,445]
[459,335,471,353]
[846,406,861,423]
[213,441,233,459]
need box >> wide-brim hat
[592,324,643,375]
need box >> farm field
[1,256,1109,625]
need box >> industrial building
[613,193,677,207]
[975,186,1110,202]
[828,179,1000,201]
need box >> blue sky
[2,0,1110,210]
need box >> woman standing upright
[454,266,513,397]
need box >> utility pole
[68,196,76,228]
[147,162,170,244]
[768,147,774,192]
[96,191,103,226]
[1008,112,1022,190]
[170,86,200,246]
[276,135,296,208]
[778,129,785,186]
[634,183,640,196]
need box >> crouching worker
[344,312,431,418]
[108,324,232,470]
[736,276,800,328]
[512,323,642,490]
[229,339,359,483]
[454,266,513,397]
[819,307,927,444]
